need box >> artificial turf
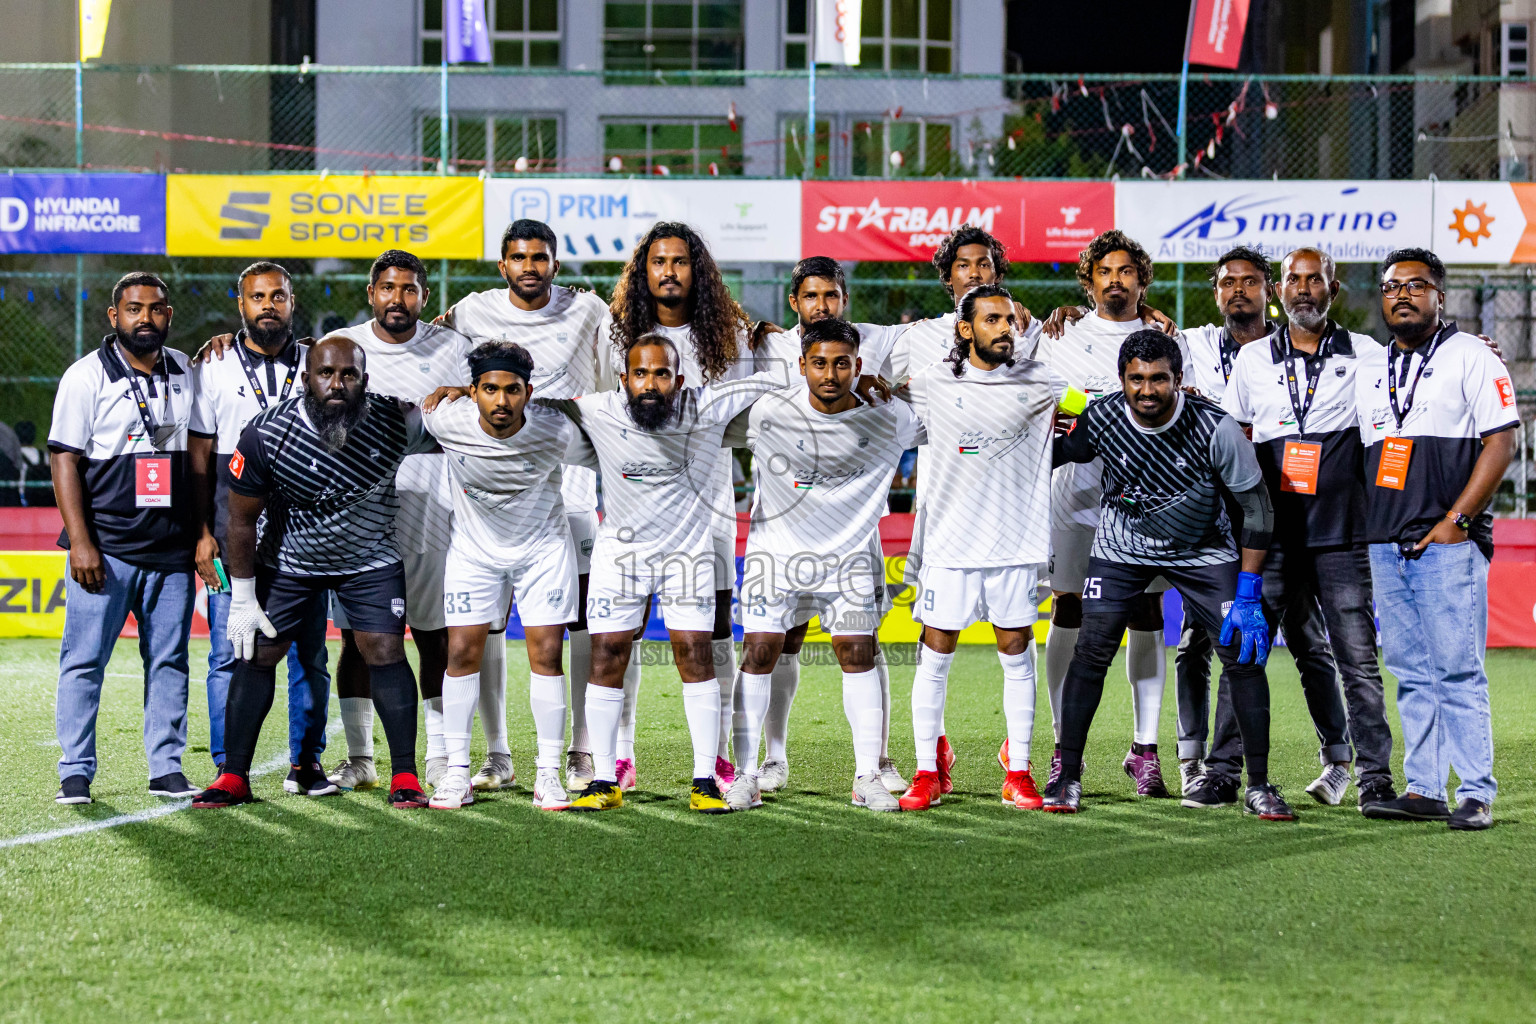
[0,638,1531,1023]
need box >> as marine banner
[166,174,482,258]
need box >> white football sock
[732,670,773,779]
[1045,622,1079,742]
[1000,645,1037,771]
[478,636,510,756]
[843,668,883,777]
[1127,629,1166,746]
[528,672,567,771]
[713,637,735,762]
[423,696,445,760]
[584,684,623,783]
[442,672,478,769]
[763,652,800,763]
[682,680,722,779]
[567,628,591,753]
[874,644,892,759]
[617,639,641,760]
[911,645,954,772]
[340,697,374,760]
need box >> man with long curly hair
[603,222,755,792]
[1033,229,1191,801]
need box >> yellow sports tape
[1059,386,1089,416]
[166,174,482,258]
[0,552,70,638]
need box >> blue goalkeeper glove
[1219,571,1270,666]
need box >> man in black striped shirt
[192,336,438,810]
[1045,330,1295,820]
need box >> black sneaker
[1448,800,1493,831]
[55,775,92,805]
[1041,774,1081,813]
[1357,779,1398,812]
[148,772,198,797]
[283,766,302,794]
[1361,792,1449,821]
[291,763,339,798]
[1181,774,1239,809]
[1243,783,1297,821]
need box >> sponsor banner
[483,178,801,262]
[802,180,1113,263]
[0,174,164,254]
[1431,181,1536,264]
[1188,0,1250,70]
[1117,180,1433,264]
[0,553,71,638]
[166,175,481,258]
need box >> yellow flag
[79,0,111,61]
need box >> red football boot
[1002,768,1044,810]
[936,735,956,794]
[899,769,944,810]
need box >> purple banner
[0,174,165,254]
[444,0,491,64]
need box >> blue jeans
[57,551,195,783]
[206,588,331,768]
[1368,541,1496,806]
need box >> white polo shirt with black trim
[1353,322,1519,560]
[1223,322,1381,550]
[1184,321,1277,400]
[191,331,305,550]
[47,336,212,569]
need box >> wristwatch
[1445,510,1473,531]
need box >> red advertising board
[801,180,1113,263]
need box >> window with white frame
[849,115,955,177]
[420,0,562,67]
[421,112,560,173]
[604,0,743,78]
[603,119,745,176]
[783,0,952,72]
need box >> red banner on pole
[1187,0,1249,70]
[801,180,1113,263]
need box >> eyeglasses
[1380,279,1438,297]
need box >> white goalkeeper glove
[227,576,277,660]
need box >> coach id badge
[135,453,173,507]
[1279,441,1322,494]
[1375,437,1413,491]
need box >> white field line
[1,724,340,850]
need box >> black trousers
[1060,558,1271,785]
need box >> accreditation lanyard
[1280,324,1329,434]
[109,343,174,449]
[1386,322,1452,432]
[234,334,296,410]
[1218,320,1273,384]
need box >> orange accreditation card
[1279,441,1322,494]
[1374,437,1413,490]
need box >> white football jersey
[1036,313,1189,530]
[330,319,471,552]
[725,384,925,596]
[539,372,784,574]
[445,284,606,512]
[421,397,578,563]
[1183,321,1278,400]
[887,312,1041,383]
[906,357,1068,569]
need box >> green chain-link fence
[0,64,1523,179]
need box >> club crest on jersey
[857,436,869,448]
[1174,456,1187,469]
[548,588,564,605]
[1422,367,1434,377]
[419,362,431,373]
[1335,366,1347,376]
[391,598,405,617]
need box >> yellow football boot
[568,781,623,812]
[690,776,732,814]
